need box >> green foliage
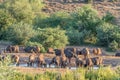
[108,40,119,51]
[71,5,100,33]
[0,0,44,24]
[0,9,15,39]
[2,67,119,80]
[102,12,115,24]
[96,22,120,47]
[35,11,72,30]
[67,29,83,45]
[85,67,119,80]
[68,5,100,45]
[33,12,49,29]
[3,0,35,24]
[84,0,93,3]
[0,55,17,80]
[31,27,68,50]
[3,22,35,45]
[28,0,44,12]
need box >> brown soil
[43,1,120,25]
[14,67,69,74]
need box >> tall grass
[8,67,119,80]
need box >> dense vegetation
[0,0,120,51]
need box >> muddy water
[11,63,99,70]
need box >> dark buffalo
[54,48,64,56]
[64,48,77,68]
[75,57,84,68]
[115,53,120,57]
[84,58,93,68]
[60,54,68,68]
[76,48,90,59]
[49,56,61,68]
[33,46,40,53]
[24,46,40,53]
[91,57,103,66]
[6,45,19,53]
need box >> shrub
[0,0,44,24]
[84,0,93,3]
[0,55,17,80]
[71,5,100,34]
[3,22,35,45]
[31,27,68,50]
[35,11,72,30]
[67,29,83,45]
[102,12,115,24]
[108,40,119,51]
[96,22,120,47]
[0,9,15,39]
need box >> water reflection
[10,63,99,70]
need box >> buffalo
[75,57,84,67]
[28,54,36,67]
[91,57,103,66]
[49,56,61,68]
[24,46,40,53]
[6,45,19,53]
[60,54,68,68]
[47,48,55,54]
[115,52,120,57]
[37,54,46,67]
[11,55,20,66]
[93,48,102,55]
[77,48,90,58]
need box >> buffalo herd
[0,45,120,69]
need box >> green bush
[96,22,120,47]
[35,11,72,30]
[0,9,15,39]
[3,22,35,45]
[102,12,115,24]
[31,27,68,50]
[85,67,119,80]
[0,55,18,80]
[0,0,44,24]
[84,0,93,3]
[108,40,119,51]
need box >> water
[11,63,99,70]
[70,67,77,70]
[93,66,99,69]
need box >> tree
[108,40,119,51]
[96,22,120,47]
[36,11,72,29]
[0,9,15,39]
[71,5,100,34]
[0,0,44,24]
[4,22,35,45]
[31,27,68,49]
